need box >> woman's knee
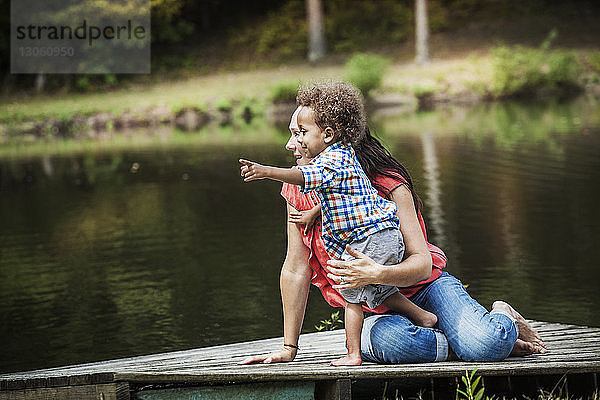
[452,315,517,361]
[361,315,442,364]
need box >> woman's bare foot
[492,300,546,353]
[330,353,362,366]
[510,339,537,356]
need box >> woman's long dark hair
[354,127,423,213]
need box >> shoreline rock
[2,85,598,143]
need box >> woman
[240,105,545,365]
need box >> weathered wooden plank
[546,336,600,345]
[0,382,129,400]
[1,321,599,392]
[537,324,600,333]
[112,360,600,385]
[0,331,346,380]
[105,342,600,373]
[134,381,314,400]
[541,330,600,339]
[314,379,351,400]
[4,351,597,386]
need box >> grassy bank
[2,49,599,123]
[0,64,343,124]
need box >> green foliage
[344,53,390,96]
[427,0,452,32]
[457,369,488,400]
[452,369,588,400]
[315,311,344,331]
[490,31,580,98]
[270,81,300,104]
[255,1,307,61]
[324,0,412,52]
[151,0,194,44]
[233,97,265,123]
[230,0,412,62]
[413,83,438,97]
[73,75,123,93]
[580,51,600,86]
[586,51,600,73]
[216,98,232,112]
[104,74,118,87]
[152,54,197,75]
[75,77,92,92]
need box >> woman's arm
[327,185,432,288]
[281,204,312,349]
[239,204,312,364]
[380,184,433,285]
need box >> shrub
[490,32,579,98]
[75,76,92,92]
[216,98,232,112]
[586,51,600,73]
[344,53,390,96]
[233,97,265,123]
[270,81,300,104]
[582,51,600,85]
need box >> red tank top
[281,173,447,313]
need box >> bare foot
[330,353,362,366]
[510,339,546,356]
[492,301,546,352]
[414,311,438,328]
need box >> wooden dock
[1,320,599,400]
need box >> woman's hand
[326,245,380,290]
[237,347,297,365]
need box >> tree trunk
[35,72,46,92]
[415,0,430,65]
[306,0,326,62]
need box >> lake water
[1,97,599,373]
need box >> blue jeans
[361,272,518,363]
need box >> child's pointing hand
[239,159,269,182]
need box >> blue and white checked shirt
[297,142,399,259]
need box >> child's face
[296,107,333,159]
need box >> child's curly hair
[296,81,366,145]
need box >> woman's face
[286,106,311,166]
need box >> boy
[240,81,437,366]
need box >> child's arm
[288,204,321,235]
[239,159,304,186]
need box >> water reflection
[375,95,600,153]
[420,130,447,250]
[1,96,599,374]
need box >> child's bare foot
[492,300,546,353]
[415,310,438,328]
[330,353,362,366]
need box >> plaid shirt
[297,142,399,259]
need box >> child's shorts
[339,227,405,309]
